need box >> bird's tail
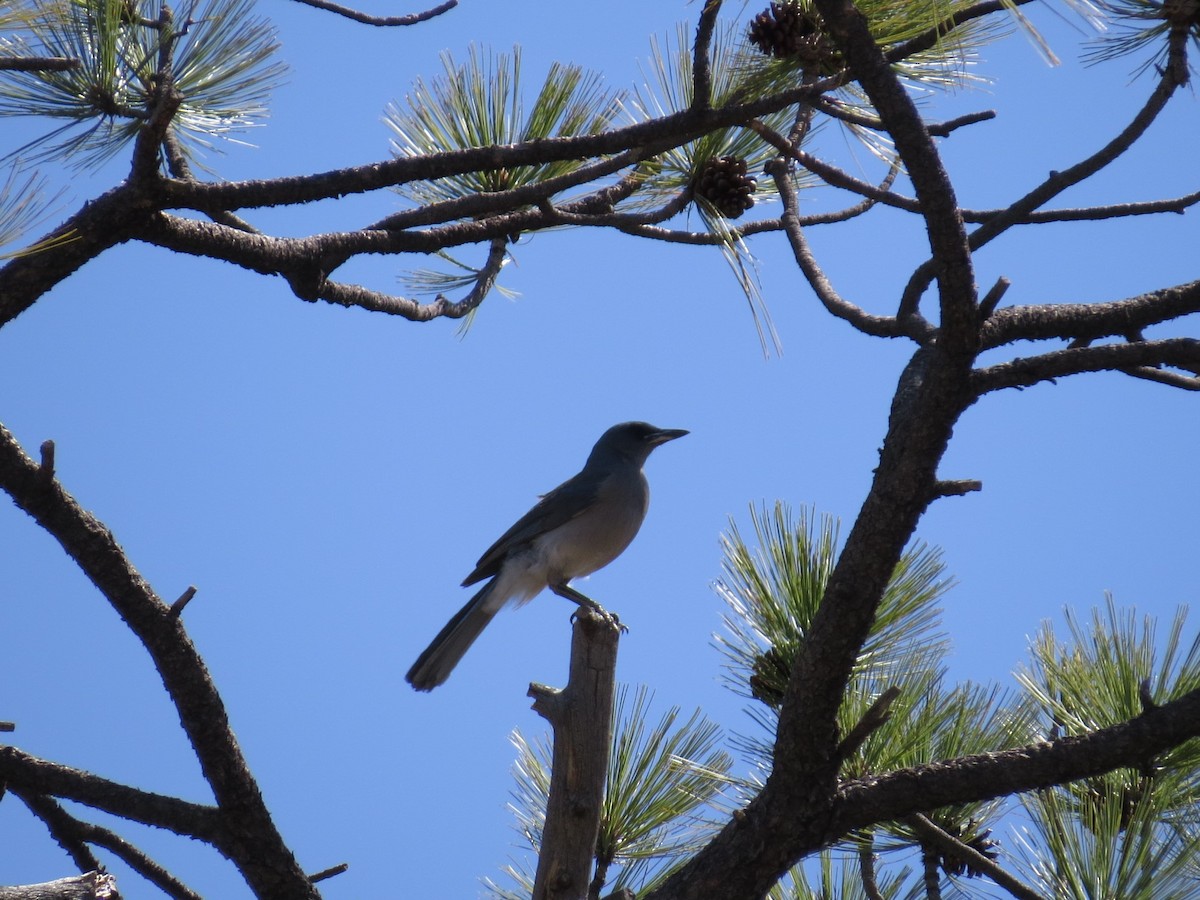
[406,583,500,691]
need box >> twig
[691,0,722,111]
[39,440,55,482]
[0,424,317,898]
[308,863,349,884]
[766,159,926,342]
[932,479,982,498]
[287,0,457,25]
[14,788,202,900]
[837,687,901,762]
[0,57,81,72]
[0,746,220,840]
[431,236,509,319]
[169,586,197,618]
[905,814,1048,900]
[857,835,887,900]
[978,277,1011,319]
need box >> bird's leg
[549,581,602,613]
[549,583,625,632]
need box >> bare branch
[900,63,1186,313]
[0,872,118,900]
[980,280,1200,349]
[837,687,901,762]
[692,0,722,110]
[308,864,349,884]
[287,0,457,26]
[810,95,996,137]
[12,789,203,900]
[0,424,318,899]
[0,57,80,72]
[972,337,1200,394]
[766,158,928,341]
[0,747,220,840]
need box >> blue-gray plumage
[406,421,688,691]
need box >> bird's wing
[461,469,604,586]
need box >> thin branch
[832,684,1200,834]
[766,158,927,341]
[811,95,996,137]
[837,687,901,762]
[978,277,1011,319]
[750,119,922,213]
[308,863,349,884]
[980,279,1200,349]
[691,0,722,110]
[0,57,80,72]
[430,236,509,318]
[11,789,104,878]
[0,747,220,840]
[904,814,1047,900]
[13,789,202,900]
[169,585,197,617]
[287,0,457,26]
[0,424,318,899]
[857,835,886,900]
[972,337,1200,394]
[1121,365,1200,391]
[900,61,1185,314]
[366,144,659,232]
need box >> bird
[406,421,688,691]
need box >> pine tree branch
[904,814,1047,900]
[288,0,457,26]
[971,337,1200,394]
[529,607,621,900]
[834,686,1200,830]
[980,280,1200,349]
[900,60,1185,315]
[12,788,203,900]
[766,157,928,341]
[0,424,318,900]
[0,749,220,840]
[811,0,978,343]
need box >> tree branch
[287,0,457,26]
[766,158,927,341]
[980,280,1200,349]
[0,748,220,840]
[972,337,1200,394]
[833,685,1200,832]
[903,814,1047,900]
[12,788,203,900]
[529,607,621,900]
[0,424,318,900]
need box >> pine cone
[936,818,999,878]
[694,156,757,219]
[749,646,790,707]
[747,1,840,72]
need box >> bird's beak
[649,428,689,445]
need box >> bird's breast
[533,470,650,582]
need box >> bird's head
[587,421,689,468]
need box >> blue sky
[1,1,1197,897]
